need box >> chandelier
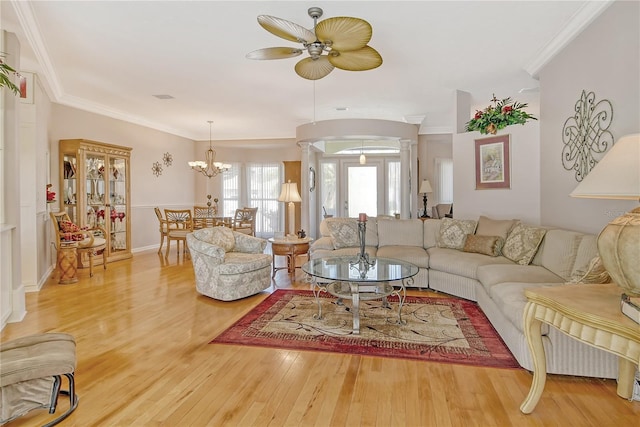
[188,121,231,178]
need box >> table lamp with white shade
[419,180,433,218]
[279,180,302,238]
[570,133,640,296]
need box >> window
[222,162,282,237]
[435,158,454,204]
[222,163,241,217]
[246,163,281,237]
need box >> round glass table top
[302,256,419,283]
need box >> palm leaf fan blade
[315,17,372,51]
[295,56,335,80]
[257,15,315,44]
[329,46,382,71]
[246,47,303,60]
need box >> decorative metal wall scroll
[163,152,173,167]
[152,161,163,177]
[561,90,613,182]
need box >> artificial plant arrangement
[466,94,537,134]
[0,52,20,95]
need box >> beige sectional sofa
[309,216,618,379]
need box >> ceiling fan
[246,7,383,80]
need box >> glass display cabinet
[59,139,132,268]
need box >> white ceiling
[1,1,612,141]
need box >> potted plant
[466,94,537,135]
[0,52,20,95]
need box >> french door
[341,160,384,218]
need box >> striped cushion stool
[0,333,78,426]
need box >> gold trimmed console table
[520,283,640,414]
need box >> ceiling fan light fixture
[249,7,382,80]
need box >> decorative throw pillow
[502,224,547,265]
[326,219,360,249]
[569,256,611,284]
[436,218,478,250]
[462,234,504,257]
[475,216,518,240]
[59,220,86,241]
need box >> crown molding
[10,0,195,140]
[419,125,453,135]
[525,0,615,79]
[57,93,197,140]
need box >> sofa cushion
[423,218,441,249]
[570,235,598,278]
[502,224,546,265]
[537,229,584,280]
[219,252,272,275]
[208,226,236,252]
[487,282,558,335]
[310,246,377,260]
[477,264,564,296]
[569,256,611,284]
[310,236,334,251]
[194,226,235,252]
[376,245,429,268]
[378,219,423,247]
[475,216,518,240]
[436,218,478,250]
[462,234,503,257]
[427,247,512,280]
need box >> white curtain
[435,157,454,204]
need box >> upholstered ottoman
[0,333,78,426]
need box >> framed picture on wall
[19,72,34,104]
[475,134,511,189]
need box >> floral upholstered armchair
[186,226,272,301]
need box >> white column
[298,141,311,233]
[400,140,411,219]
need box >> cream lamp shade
[278,180,302,237]
[570,133,640,296]
[419,180,433,194]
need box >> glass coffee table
[302,256,419,334]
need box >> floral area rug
[211,290,519,369]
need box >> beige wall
[418,134,453,214]
[538,0,639,234]
[453,121,541,224]
[48,105,303,251]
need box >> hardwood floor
[2,248,638,426]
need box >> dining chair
[50,211,107,277]
[163,209,193,258]
[154,207,175,253]
[193,205,216,229]
[232,207,258,236]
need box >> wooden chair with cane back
[50,211,107,277]
[232,207,258,236]
[163,209,193,258]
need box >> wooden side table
[269,237,312,279]
[58,241,79,284]
[520,283,640,414]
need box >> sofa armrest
[186,233,225,261]
[310,236,334,251]
[233,232,267,253]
